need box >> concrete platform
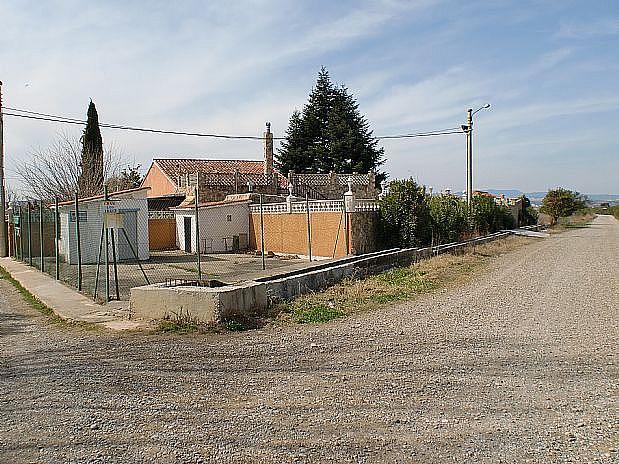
[0,257,145,330]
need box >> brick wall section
[249,211,349,258]
[248,210,381,258]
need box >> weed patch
[157,308,200,334]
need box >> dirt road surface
[1,215,617,463]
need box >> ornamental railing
[249,199,379,214]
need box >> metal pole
[18,205,23,261]
[0,81,8,257]
[10,208,15,258]
[110,229,120,300]
[103,187,109,303]
[39,200,44,272]
[466,108,473,205]
[75,192,82,291]
[10,209,14,257]
[93,224,105,300]
[54,197,59,279]
[305,193,312,262]
[259,194,265,270]
[27,202,32,265]
[194,186,202,281]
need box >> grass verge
[554,212,596,230]
[273,236,532,325]
[0,265,100,330]
[0,265,67,324]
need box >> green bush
[429,194,469,244]
[540,188,587,225]
[380,179,432,248]
[519,196,538,226]
[380,179,516,247]
[468,196,514,235]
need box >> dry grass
[552,212,596,232]
[274,236,533,324]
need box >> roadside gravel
[1,215,617,463]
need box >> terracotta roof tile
[154,158,288,188]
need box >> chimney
[264,122,273,177]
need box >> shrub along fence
[379,179,530,249]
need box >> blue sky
[1,0,618,194]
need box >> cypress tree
[78,100,104,195]
[276,67,385,180]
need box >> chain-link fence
[8,188,381,303]
[9,189,211,302]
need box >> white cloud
[557,18,619,38]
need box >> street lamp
[461,103,491,204]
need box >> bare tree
[14,131,126,201]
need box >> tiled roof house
[142,123,287,204]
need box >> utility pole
[0,81,8,257]
[462,104,490,205]
[466,108,473,205]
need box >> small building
[173,199,250,254]
[57,187,150,264]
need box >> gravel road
[1,215,617,463]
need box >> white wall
[58,193,150,264]
[175,202,249,253]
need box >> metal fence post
[259,194,265,270]
[103,186,110,303]
[39,200,44,272]
[18,205,23,262]
[194,186,202,281]
[10,208,15,258]
[54,197,59,279]
[305,193,312,262]
[27,202,32,266]
[75,192,82,291]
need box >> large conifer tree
[78,100,104,195]
[276,67,385,180]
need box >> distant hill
[484,189,619,206]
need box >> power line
[377,130,462,140]
[3,111,273,140]
[3,106,464,141]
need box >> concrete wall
[130,280,267,323]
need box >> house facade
[141,123,288,204]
